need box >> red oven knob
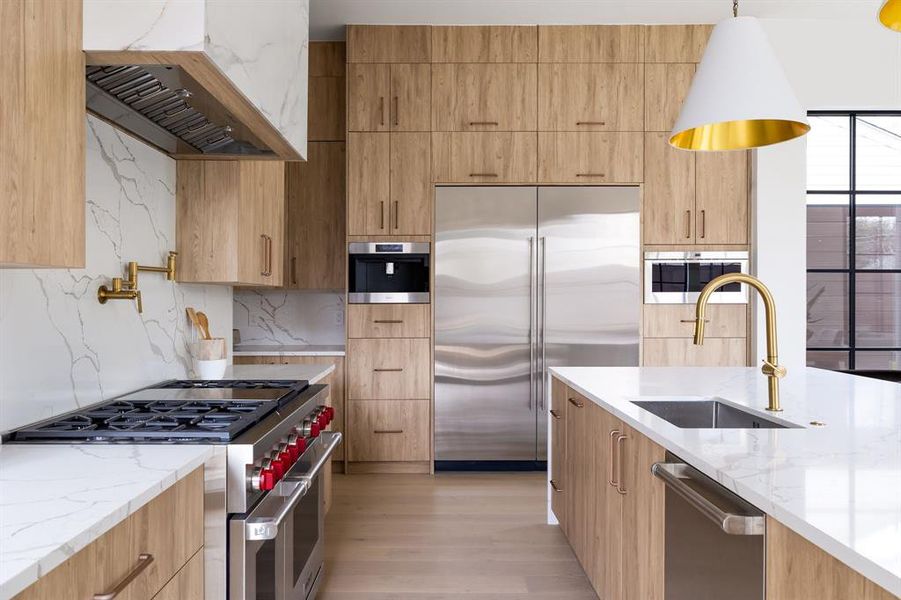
[326,406,335,422]
[288,434,306,460]
[310,420,320,438]
[259,468,275,491]
[317,411,327,430]
[270,453,285,480]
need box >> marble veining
[0,116,232,433]
[549,366,901,596]
[233,289,345,346]
[233,344,345,357]
[0,444,214,600]
[83,0,205,51]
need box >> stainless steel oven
[230,431,341,600]
[644,251,749,304]
[348,242,430,304]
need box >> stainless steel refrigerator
[434,186,640,465]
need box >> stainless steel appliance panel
[435,187,538,461]
[537,187,640,459]
[644,251,750,304]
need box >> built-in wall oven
[644,251,749,304]
[348,242,430,304]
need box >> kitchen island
[548,366,900,599]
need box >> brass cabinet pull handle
[608,430,620,487]
[685,210,692,239]
[374,319,403,324]
[469,121,499,126]
[380,201,385,230]
[291,256,297,285]
[394,200,399,230]
[700,209,706,239]
[616,434,628,495]
[266,235,273,277]
[576,121,606,125]
[549,409,561,419]
[469,173,499,178]
[373,368,403,372]
[374,429,404,434]
[379,96,385,126]
[93,553,154,600]
[576,173,605,177]
[680,318,710,324]
[393,96,399,126]
[567,397,584,408]
[550,479,563,493]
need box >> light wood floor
[319,472,598,599]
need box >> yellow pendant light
[669,0,809,151]
[880,0,901,31]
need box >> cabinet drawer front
[13,469,203,600]
[348,304,431,338]
[347,338,431,400]
[152,549,203,600]
[431,132,537,183]
[538,63,644,132]
[643,305,747,338]
[348,400,431,461]
[643,338,747,367]
[431,63,537,131]
[538,132,643,183]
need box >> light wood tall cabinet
[2,0,85,268]
[431,63,538,131]
[347,63,430,132]
[309,42,346,142]
[177,161,284,286]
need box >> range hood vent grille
[86,65,274,157]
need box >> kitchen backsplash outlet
[233,290,345,345]
[0,116,233,433]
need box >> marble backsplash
[233,290,345,346]
[0,116,232,433]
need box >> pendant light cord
[733,0,739,17]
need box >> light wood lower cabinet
[563,389,596,565]
[549,376,567,525]
[347,400,430,462]
[152,550,203,600]
[347,338,431,400]
[643,337,748,367]
[537,132,643,183]
[643,304,747,338]
[13,468,203,600]
[347,304,431,338]
[431,131,537,183]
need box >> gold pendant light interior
[880,0,901,31]
[669,119,811,151]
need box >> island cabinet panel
[431,26,538,63]
[347,400,431,462]
[538,132,643,184]
[431,132,538,184]
[347,338,431,400]
[431,63,538,131]
[549,376,568,526]
[644,25,714,63]
[643,337,748,367]
[645,63,696,132]
[643,304,747,338]
[766,517,898,600]
[308,42,346,141]
[152,550,204,600]
[538,63,645,132]
[563,390,598,567]
[538,25,644,62]
[592,404,625,600]
[346,25,432,63]
[1,0,85,268]
[347,304,431,339]
[13,468,203,600]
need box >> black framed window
[806,111,901,371]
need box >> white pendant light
[669,1,809,151]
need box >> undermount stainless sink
[631,399,798,429]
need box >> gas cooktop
[11,379,309,443]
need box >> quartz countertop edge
[214,363,335,383]
[548,366,901,598]
[0,445,215,600]
[232,344,346,357]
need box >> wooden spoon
[196,311,212,340]
[186,307,205,339]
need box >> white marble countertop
[215,363,335,383]
[233,344,345,357]
[549,366,901,597]
[0,445,213,600]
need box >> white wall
[0,116,233,433]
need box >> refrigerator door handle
[539,236,547,412]
[528,236,535,410]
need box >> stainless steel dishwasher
[652,453,766,600]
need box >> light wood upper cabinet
[696,150,750,245]
[643,132,696,244]
[347,338,431,400]
[177,161,284,286]
[644,25,713,63]
[538,63,644,132]
[309,42,346,141]
[538,132,643,184]
[431,132,537,183]
[389,132,432,234]
[431,63,538,131]
[347,64,390,132]
[347,132,390,235]
[431,26,537,62]
[284,142,345,290]
[390,64,431,131]
[347,25,431,63]
[347,400,430,462]
[645,63,696,132]
[2,0,84,268]
[538,25,644,62]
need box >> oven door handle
[297,431,342,484]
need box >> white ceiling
[309,0,885,40]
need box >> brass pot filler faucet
[97,251,177,314]
[691,273,787,412]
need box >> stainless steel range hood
[86,64,275,157]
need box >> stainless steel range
[8,379,342,600]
